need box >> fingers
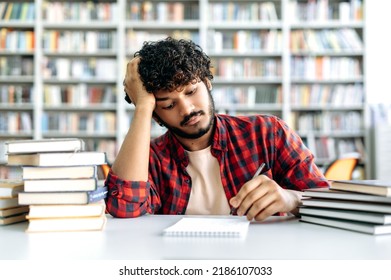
[124,58,154,107]
[229,175,269,215]
[230,176,291,221]
[247,189,284,221]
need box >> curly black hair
[134,37,213,93]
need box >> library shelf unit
[0,0,369,179]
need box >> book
[0,197,19,210]
[18,186,108,205]
[302,198,391,214]
[7,151,106,166]
[0,206,29,217]
[0,179,24,197]
[26,214,107,232]
[163,217,250,238]
[300,215,391,235]
[5,138,85,154]
[22,165,97,180]
[27,201,106,219]
[0,213,27,226]
[303,188,391,203]
[329,180,391,197]
[24,178,98,192]
[299,207,391,224]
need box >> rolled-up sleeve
[104,170,160,218]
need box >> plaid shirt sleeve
[104,169,161,218]
[271,117,329,190]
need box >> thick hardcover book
[302,198,391,214]
[7,151,106,167]
[26,214,107,232]
[329,180,391,197]
[299,207,391,224]
[18,186,108,205]
[5,138,85,154]
[0,179,24,197]
[300,215,391,235]
[27,201,106,219]
[22,165,97,180]
[163,217,250,238]
[303,188,391,203]
[24,178,98,192]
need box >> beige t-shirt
[185,146,231,215]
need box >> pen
[230,162,266,215]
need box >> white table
[1,214,391,260]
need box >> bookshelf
[0,0,369,179]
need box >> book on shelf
[18,186,108,205]
[0,213,27,226]
[26,214,107,233]
[7,151,106,167]
[0,197,19,210]
[27,200,106,219]
[0,206,29,217]
[22,165,97,180]
[299,207,391,225]
[23,178,98,192]
[300,215,391,235]
[5,138,85,154]
[302,198,391,214]
[329,180,391,197]
[163,217,250,238]
[0,179,24,197]
[302,188,391,203]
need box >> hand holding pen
[229,162,303,221]
[230,163,266,215]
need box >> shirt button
[185,179,190,184]
[110,188,118,196]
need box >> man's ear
[205,79,212,91]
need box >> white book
[22,165,97,180]
[27,201,105,219]
[163,217,250,238]
[5,138,85,154]
[24,178,98,192]
[7,151,106,167]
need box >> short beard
[154,90,215,140]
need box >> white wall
[365,1,391,179]
[365,0,391,104]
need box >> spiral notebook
[163,217,250,238]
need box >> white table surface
[1,214,391,260]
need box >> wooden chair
[100,163,110,179]
[324,157,359,180]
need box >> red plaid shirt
[105,114,329,218]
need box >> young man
[105,37,329,221]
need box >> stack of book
[0,179,29,225]
[5,138,108,232]
[300,180,391,235]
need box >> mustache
[180,111,204,126]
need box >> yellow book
[3,2,13,20]
[26,214,107,232]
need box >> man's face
[153,80,215,140]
